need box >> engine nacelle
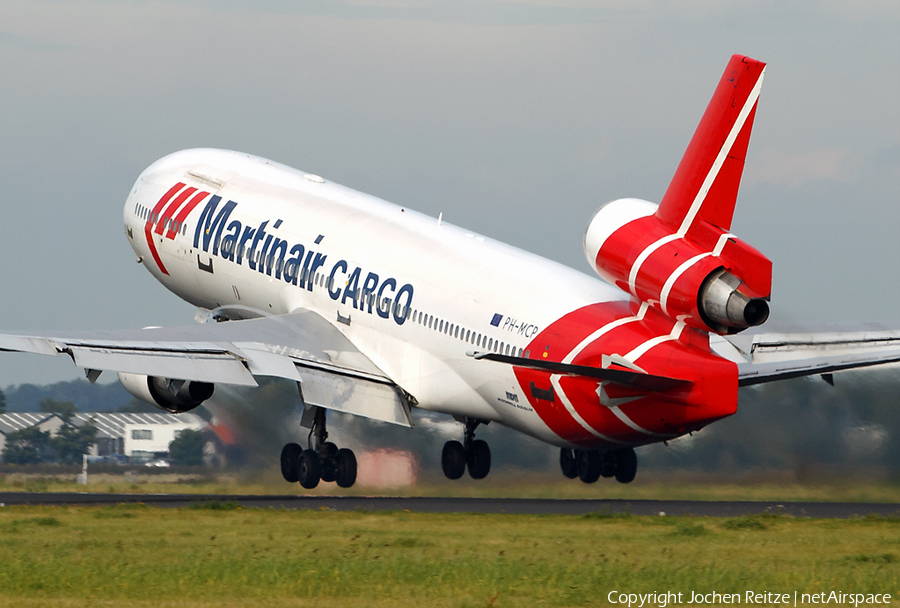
[584,198,771,334]
[118,372,214,413]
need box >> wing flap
[76,345,258,386]
[297,367,412,427]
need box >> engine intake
[118,372,214,413]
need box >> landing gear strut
[558,447,638,484]
[281,407,357,489]
[442,417,491,480]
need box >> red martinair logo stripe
[143,182,210,275]
[144,183,185,275]
[154,186,197,236]
[167,189,209,239]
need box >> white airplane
[3,54,900,489]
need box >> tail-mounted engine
[118,372,214,413]
[584,198,771,335]
[583,56,771,335]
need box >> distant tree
[0,387,6,414]
[117,398,159,413]
[52,420,98,464]
[39,398,77,420]
[168,429,205,466]
[2,427,52,464]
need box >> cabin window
[132,429,152,440]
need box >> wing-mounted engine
[583,55,771,335]
[118,372,214,413]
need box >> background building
[0,412,206,462]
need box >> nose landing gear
[442,417,491,480]
[559,447,637,485]
[280,407,357,489]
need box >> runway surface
[1,492,898,518]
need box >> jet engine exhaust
[698,268,769,333]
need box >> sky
[0,0,897,387]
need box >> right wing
[715,327,900,386]
[0,309,413,427]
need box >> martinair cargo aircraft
[3,54,900,489]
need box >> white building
[0,412,206,461]
[123,416,205,459]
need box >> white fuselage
[124,149,626,447]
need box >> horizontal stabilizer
[738,350,900,386]
[471,351,691,392]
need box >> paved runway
[1,492,898,518]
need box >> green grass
[0,505,897,607]
[3,469,900,503]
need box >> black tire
[576,449,601,484]
[599,451,617,478]
[441,440,466,480]
[559,448,578,479]
[280,442,302,483]
[466,439,491,480]
[320,442,339,483]
[614,448,637,484]
[334,448,358,488]
[297,449,321,489]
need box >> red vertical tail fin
[655,55,766,236]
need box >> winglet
[655,55,766,235]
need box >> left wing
[0,310,413,427]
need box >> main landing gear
[280,407,357,489]
[442,417,491,480]
[559,447,637,484]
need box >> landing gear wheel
[320,442,339,483]
[599,451,616,478]
[442,440,466,480]
[297,449,321,489]
[576,449,601,484]
[334,448,358,488]
[280,443,302,483]
[560,448,578,479]
[614,448,637,484]
[466,439,491,480]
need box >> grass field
[0,503,897,607]
[3,468,900,503]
